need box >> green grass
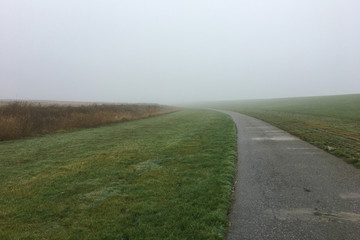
[199,94,360,167]
[0,110,236,240]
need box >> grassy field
[0,110,236,239]
[200,94,360,167]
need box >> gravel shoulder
[219,110,360,240]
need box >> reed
[0,102,176,141]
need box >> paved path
[219,110,360,240]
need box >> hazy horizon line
[1,92,359,106]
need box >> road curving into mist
[218,110,360,240]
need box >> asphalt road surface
[219,110,360,240]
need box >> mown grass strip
[0,110,236,239]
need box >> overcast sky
[1,0,359,104]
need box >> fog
[1,0,359,104]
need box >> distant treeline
[0,102,178,141]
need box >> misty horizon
[1,0,360,104]
[1,92,360,106]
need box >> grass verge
[198,94,360,167]
[0,110,236,239]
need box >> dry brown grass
[0,102,178,141]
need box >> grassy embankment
[202,94,360,167]
[0,102,176,141]
[0,110,236,239]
